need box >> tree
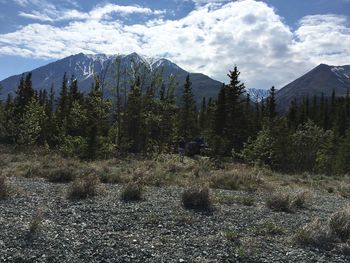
[122,77,143,153]
[178,75,198,140]
[17,98,47,145]
[224,66,246,152]
[267,86,277,120]
[213,85,226,136]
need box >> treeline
[0,63,350,175]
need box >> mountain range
[0,53,223,104]
[1,53,349,111]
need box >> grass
[254,221,286,236]
[29,208,44,235]
[215,193,255,206]
[68,175,100,200]
[295,207,350,252]
[182,186,212,211]
[266,190,309,213]
[0,176,9,200]
[121,181,143,202]
[47,166,76,183]
[329,207,350,242]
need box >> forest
[0,60,350,176]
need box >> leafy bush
[182,186,212,211]
[68,175,99,200]
[121,182,143,202]
[290,120,333,173]
[59,136,88,158]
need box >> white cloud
[1,0,350,89]
[18,3,165,22]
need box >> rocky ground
[1,176,350,263]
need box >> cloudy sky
[0,0,350,89]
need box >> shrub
[255,222,285,236]
[68,175,99,200]
[121,182,143,202]
[291,190,309,208]
[47,166,76,183]
[0,176,8,200]
[266,191,292,212]
[29,208,44,235]
[210,171,262,192]
[294,219,332,248]
[182,186,211,211]
[266,190,309,213]
[329,207,350,242]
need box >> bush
[121,182,143,202]
[29,208,44,235]
[68,175,99,200]
[294,219,332,248]
[266,191,292,212]
[291,190,309,209]
[47,166,76,183]
[210,171,262,192]
[329,207,350,242]
[182,186,211,211]
[0,176,8,200]
[266,190,309,213]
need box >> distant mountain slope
[0,53,223,103]
[276,64,350,112]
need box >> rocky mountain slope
[0,53,222,103]
[276,64,350,112]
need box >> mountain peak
[276,63,350,112]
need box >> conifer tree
[178,75,198,140]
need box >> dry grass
[29,208,44,235]
[0,176,9,200]
[68,175,100,200]
[329,207,350,242]
[209,169,263,192]
[266,190,309,213]
[182,186,212,211]
[295,207,350,252]
[2,145,350,199]
[294,219,332,248]
[121,181,144,202]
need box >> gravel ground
[1,177,350,263]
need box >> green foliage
[59,135,88,158]
[178,75,198,140]
[17,98,47,145]
[290,120,332,173]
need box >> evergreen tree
[267,86,277,120]
[178,75,198,140]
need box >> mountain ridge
[275,63,350,112]
[0,53,222,103]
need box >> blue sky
[0,0,350,89]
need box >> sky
[0,0,350,89]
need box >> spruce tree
[178,75,198,140]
